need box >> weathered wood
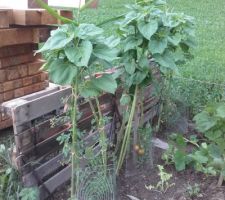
[7,87,71,126]
[39,145,101,200]
[22,122,113,188]
[23,153,64,187]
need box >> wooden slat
[22,122,113,187]
[39,145,101,200]
[9,87,71,126]
[23,153,64,187]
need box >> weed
[145,165,175,193]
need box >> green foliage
[116,0,195,173]
[19,187,39,200]
[0,144,38,200]
[186,183,202,198]
[38,23,118,97]
[193,103,225,182]
[162,133,192,171]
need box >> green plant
[194,102,225,186]
[162,133,198,171]
[19,187,39,200]
[36,0,119,198]
[0,144,38,200]
[145,165,174,193]
[186,183,202,199]
[115,0,195,173]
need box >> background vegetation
[81,0,225,114]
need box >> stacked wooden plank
[0,8,72,130]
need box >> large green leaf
[174,150,186,171]
[124,58,136,75]
[148,37,167,54]
[91,74,117,94]
[194,111,217,132]
[216,104,225,118]
[153,50,176,70]
[79,80,99,98]
[123,35,143,52]
[78,24,103,39]
[78,40,93,66]
[138,20,158,40]
[93,44,118,62]
[37,30,74,52]
[168,33,182,46]
[65,40,93,67]
[48,60,77,85]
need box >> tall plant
[116,0,195,173]
[36,3,119,197]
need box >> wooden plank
[22,122,112,187]
[39,165,71,199]
[23,153,64,187]
[7,87,71,126]
[39,145,101,200]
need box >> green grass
[168,0,225,82]
[80,0,225,113]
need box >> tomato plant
[116,0,195,173]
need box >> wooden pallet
[1,80,159,199]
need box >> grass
[80,0,225,113]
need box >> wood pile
[0,8,72,130]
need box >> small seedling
[145,165,175,193]
[186,183,203,199]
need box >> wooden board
[3,87,71,126]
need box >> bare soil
[117,149,225,200]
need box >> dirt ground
[117,149,225,200]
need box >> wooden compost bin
[1,70,160,199]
